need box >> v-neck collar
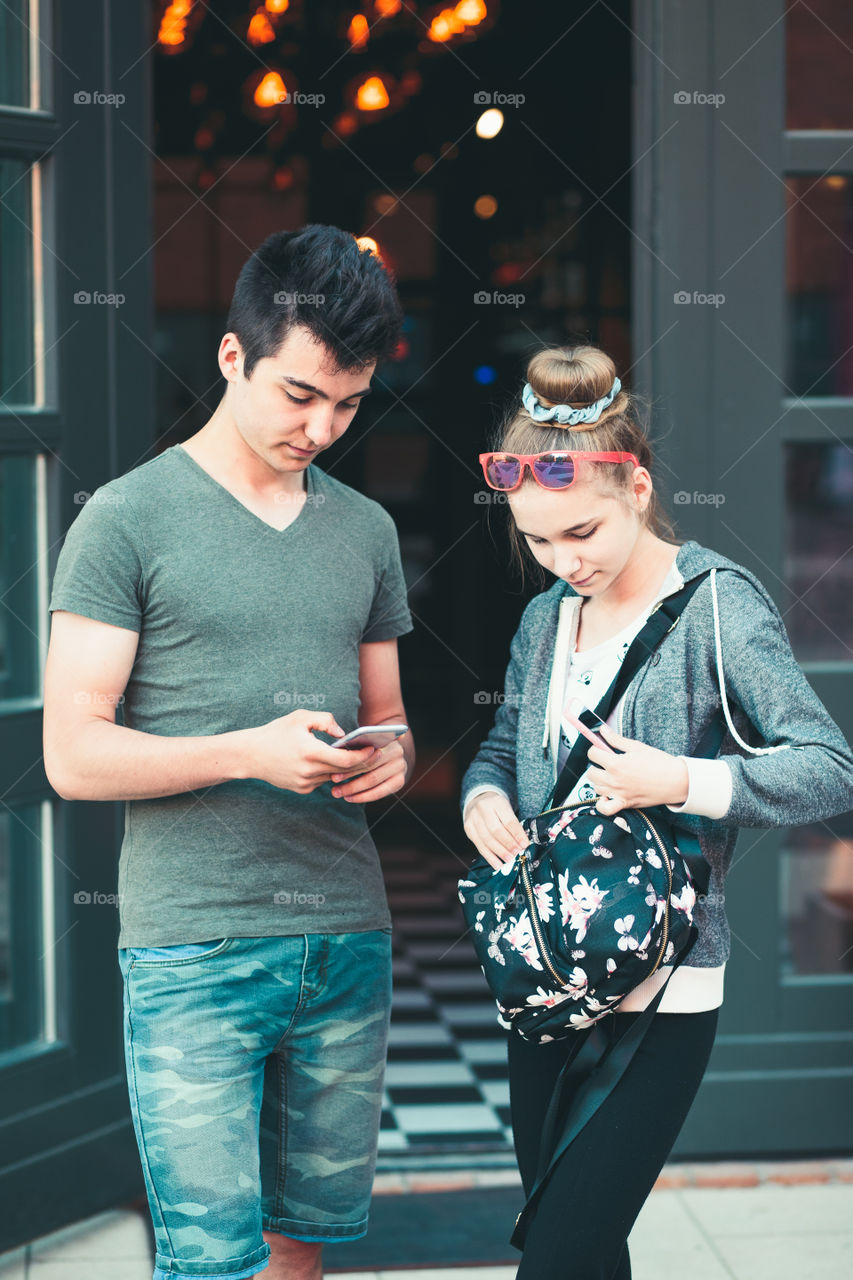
[172,443,317,536]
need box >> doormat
[324,1186,523,1272]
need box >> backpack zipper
[514,806,673,988]
[517,849,571,986]
[635,807,672,979]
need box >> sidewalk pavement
[2,1160,852,1279]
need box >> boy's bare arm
[43,611,376,801]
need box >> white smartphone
[335,723,409,751]
[563,698,623,756]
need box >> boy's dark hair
[226,224,404,379]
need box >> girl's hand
[585,723,689,815]
[463,791,530,872]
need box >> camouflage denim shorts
[118,929,393,1280]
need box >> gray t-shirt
[48,443,413,947]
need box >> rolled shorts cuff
[153,1242,270,1279]
[262,1213,368,1243]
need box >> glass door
[778,0,853,1026]
[0,2,57,1072]
[0,0,156,1248]
[632,0,853,1155]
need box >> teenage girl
[460,344,853,1280]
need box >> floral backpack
[458,569,726,1248]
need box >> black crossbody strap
[542,570,717,815]
[510,924,701,1251]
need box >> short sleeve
[48,487,145,632]
[360,519,413,643]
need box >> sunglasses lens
[486,456,522,489]
[533,454,576,488]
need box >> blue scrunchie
[522,376,622,425]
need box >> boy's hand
[239,711,378,794]
[328,739,408,804]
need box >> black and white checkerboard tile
[378,843,513,1157]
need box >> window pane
[787,0,853,130]
[782,816,853,978]
[0,802,49,1055]
[0,453,40,700]
[785,175,853,397]
[0,158,36,406]
[784,442,853,662]
[0,0,30,108]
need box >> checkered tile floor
[378,843,513,1159]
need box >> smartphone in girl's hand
[564,697,625,755]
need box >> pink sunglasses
[479,450,639,492]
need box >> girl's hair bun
[494,341,681,579]
[526,345,619,420]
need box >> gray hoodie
[460,539,853,967]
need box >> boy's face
[219,324,376,474]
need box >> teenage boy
[43,225,414,1280]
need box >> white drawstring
[709,566,792,756]
[543,597,573,759]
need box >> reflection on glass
[0,803,47,1055]
[786,176,853,397]
[0,0,30,108]
[0,158,36,405]
[782,815,853,978]
[784,442,853,663]
[786,0,853,130]
[0,454,40,700]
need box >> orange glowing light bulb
[348,14,369,47]
[455,0,486,23]
[254,72,288,108]
[356,76,389,110]
[158,24,186,47]
[356,236,382,260]
[429,8,466,41]
[247,10,276,43]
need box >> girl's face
[507,470,653,595]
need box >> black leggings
[508,1008,719,1280]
